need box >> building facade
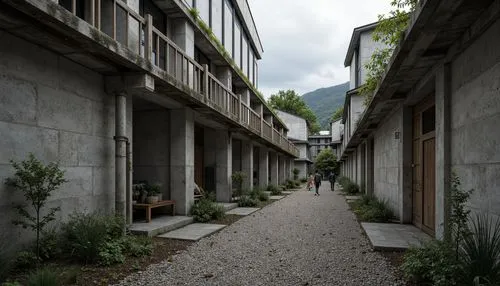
[0,0,298,247]
[339,0,500,239]
[309,132,332,161]
[330,119,343,159]
[276,110,312,179]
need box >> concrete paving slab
[263,191,271,196]
[130,216,193,237]
[269,195,285,200]
[158,223,226,241]
[346,196,362,200]
[218,202,238,211]
[361,222,432,251]
[226,207,260,216]
[282,191,293,195]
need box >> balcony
[7,0,299,157]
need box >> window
[242,35,248,77]
[422,106,435,134]
[196,0,210,26]
[249,50,254,85]
[211,0,223,41]
[234,19,241,68]
[223,0,233,57]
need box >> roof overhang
[344,21,379,67]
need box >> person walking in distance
[314,171,322,196]
[307,173,314,191]
[328,171,336,192]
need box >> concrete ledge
[158,223,226,241]
[218,202,239,212]
[361,222,432,251]
[130,216,193,237]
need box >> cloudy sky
[247,0,392,98]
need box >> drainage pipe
[114,92,127,220]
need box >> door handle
[411,164,415,168]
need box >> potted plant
[145,184,161,204]
[133,183,147,204]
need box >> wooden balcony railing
[57,0,298,157]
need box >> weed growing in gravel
[351,195,393,222]
[191,199,225,223]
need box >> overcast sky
[247,0,392,98]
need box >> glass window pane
[223,0,233,57]
[234,19,241,68]
[249,51,254,85]
[242,36,248,77]
[197,0,210,26]
[211,0,223,41]
[422,106,435,134]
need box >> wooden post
[203,64,209,103]
[145,14,153,63]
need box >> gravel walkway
[117,183,403,286]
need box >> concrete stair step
[129,215,193,237]
[218,202,238,211]
[158,223,226,241]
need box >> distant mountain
[302,82,350,130]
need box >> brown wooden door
[412,97,436,235]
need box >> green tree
[314,149,338,175]
[268,89,320,134]
[5,154,67,261]
[360,0,417,105]
[331,107,344,121]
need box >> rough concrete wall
[350,94,365,138]
[373,107,403,218]
[294,161,308,179]
[276,111,308,141]
[331,120,342,142]
[359,31,388,85]
[297,143,308,160]
[349,53,356,89]
[133,109,170,199]
[0,32,115,245]
[450,19,500,219]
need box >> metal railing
[57,0,298,156]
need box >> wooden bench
[133,200,175,223]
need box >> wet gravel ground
[116,183,403,286]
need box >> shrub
[266,185,282,196]
[258,191,269,202]
[293,180,301,188]
[2,282,21,286]
[238,195,258,207]
[61,213,125,264]
[300,177,308,183]
[120,236,153,258]
[203,191,217,202]
[248,187,268,202]
[98,241,125,266]
[344,181,360,194]
[352,195,393,223]
[284,180,295,190]
[292,168,300,180]
[0,235,14,282]
[38,228,61,261]
[27,268,58,286]
[190,199,225,223]
[401,240,460,286]
[337,176,350,188]
[460,215,500,284]
[231,172,246,197]
[15,251,40,269]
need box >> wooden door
[412,97,436,235]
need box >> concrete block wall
[359,31,388,85]
[294,161,308,179]
[0,32,117,245]
[276,111,308,141]
[373,106,403,218]
[450,18,500,218]
[133,109,170,199]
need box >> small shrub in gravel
[238,195,259,207]
[285,180,295,190]
[27,267,58,286]
[191,199,225,223]
[98,241,125,266]
[344,181,360,194]
[266,185,282,196]
[120,236,153,257]
[249,188,269,202]
[352,195,393,222]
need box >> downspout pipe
[115,92,127,222]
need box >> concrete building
[330,119,343,159]
[0,0,298,246]
[309,132,332,161]
[339,0,500,238]
[276,110,312,179]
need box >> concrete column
[259,147,269,188]
[435,64,452,240]
[115,92,127,219]
[401,107,413,223]
[365,139,374,196]
[241,141,254,191]
[170,108,195,215]
[278,155,285,184]
[216,66,232,90]
[172,19,195,57]
[270,152,279,186]
[215,130,232,202]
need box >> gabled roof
[344,21,379,67]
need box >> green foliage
[401,240,460,286]
[360,0,417,104]
[61,212,125,264]
[268,90,320,134]
[249,187,269,202]
[0,235,14,283]
[98,241,125,266]
[203,191,217,202]
[238,195,258,207]
[266,185,282,196]
[292,168,300,180]
[337,176,350,188]
[285,179,295,190]
[314,149,338,175]
[190,199,225,223]
[449,173,473,259]
[352,195,394,222]
[344,182,360,195]
[5,154,67,260]
[331,106,344,122]
[460,215,500,284]
[38,228,61,261]
[27,268,58,286]
[146,183,161,196]
[302,82,349,129]
[231,172,246,197]
[300,177,308,183]
[15,251,39,270]
[2,282,21,286]
[120,236,153,258]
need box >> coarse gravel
[116,183,404,286]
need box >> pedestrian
[307,173,314,191]
[314,171,322,196]
[328,171,336,191]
